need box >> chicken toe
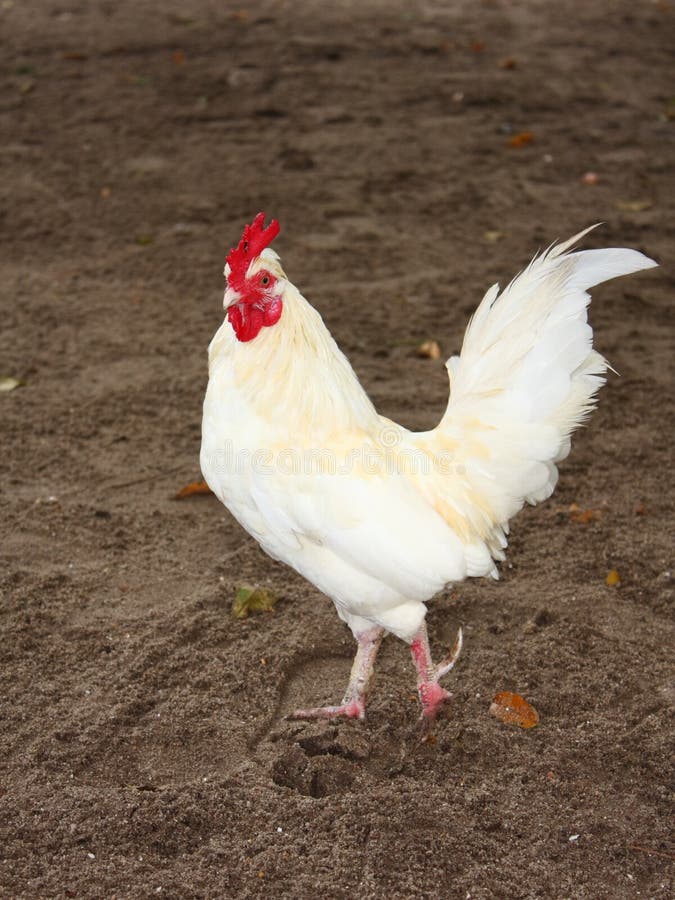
[287,625,384,722]
[411,623,463,722]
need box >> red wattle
[228,297,282,342]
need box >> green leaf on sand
[232,586,278,619]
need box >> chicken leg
[410,622,463,720]
[288,625,385,720]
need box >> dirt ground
[1,1,673,897]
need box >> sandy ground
[1,1,673,897]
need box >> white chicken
[200,213,656,722]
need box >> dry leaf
[499,57,517,69]
[483,230,504,243]
[581,171,599,185]
[615,199,652,212]
[0,376,23,392]
[571,509,600,524]
[568,503,601,524]
[171,49,186,66]
[416,339,441,360]
[605,569,621,587]
[232,586,278,619]
[635,502,647,516]
[470,40,485,52]
[508,131,534,148]
[489,691,539,728]
[174,479,213,499]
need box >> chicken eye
[260,274,270,286]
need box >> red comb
[226,212,280,291]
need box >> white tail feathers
[423,228,657,570]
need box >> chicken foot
[288,625,385,721]
[410,622,463,721]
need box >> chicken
[200,213,656,723]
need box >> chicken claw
[410,623,463,722]
[287,626,385,722]
[287,699,366,721]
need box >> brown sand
[1,1,673,897]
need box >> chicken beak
[223,286,241,310]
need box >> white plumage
[201,219,656,722]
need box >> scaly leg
[410,622,463,721]
[288,626,385,721]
